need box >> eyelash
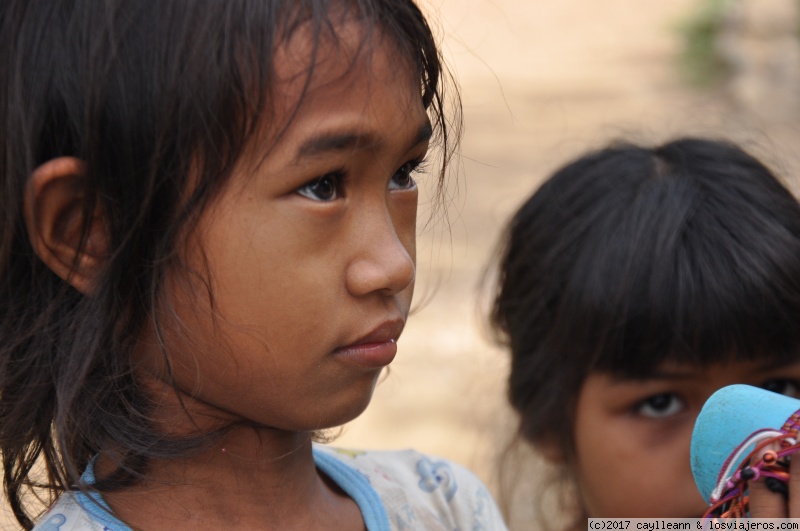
[760,378,800,398]
[296,156,427,202]
[631,379,800,420]
[295,169,347,202]
[633,393,685,419]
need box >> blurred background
[337,0,800,529]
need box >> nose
[684,426,713,517]
[345,212,415,298]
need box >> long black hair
[0,1,460,528]
[490,137,800,501]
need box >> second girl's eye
[388,158,425,191]
[634,393,685,419]
[760,379,800,398]
[296,172,344,202]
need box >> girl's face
[140,28,431,433]
[569,359,800,517]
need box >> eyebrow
[608,365,701,383]
[295,121,433,160]
[610,371,695,384]
[752,358,800,373]
[610,358,800,385]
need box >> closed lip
[334,319,405,351]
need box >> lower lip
[332,340,397,369]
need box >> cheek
[146,205,313,374]
[196,195,338,326]
[574,409,703,517]
[392,191,418,263]
[573,410,635,516]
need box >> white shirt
[33,445,508,530]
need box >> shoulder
[33,492,129,531]
[315,445,508,530]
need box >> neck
[94,375,363,531]
[97,427,360,530]
[132,426,319,492]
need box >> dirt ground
[5,1,800,530]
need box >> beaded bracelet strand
[703,411,800,518]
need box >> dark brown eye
[297,173,343,201]
[635,393,684,418]
[761,379,800,398]
[389,160,422,191]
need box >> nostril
[345,243,415,297]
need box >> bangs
[493,137,800,453]
[550,141,800,377]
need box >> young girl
[0,1,506,530]
[489,138,800,527]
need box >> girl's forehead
[229,17,426,182]
[259,21,419,142]
[275,17,404,91]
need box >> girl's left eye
[388,158,424,191]
[760,379,800,398]
[296,172,344,202]
[634,393,685,419]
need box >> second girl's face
[570,360,800,518]
[139,27,431,433]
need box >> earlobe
[535,434,567,464]
[24,157,108,295]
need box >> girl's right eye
[634,393,685,419]
[296,172,344,202]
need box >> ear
[534,433,567,464]
[24,157,109,295]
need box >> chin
[292,385,378,432]
[333,397,376,427]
